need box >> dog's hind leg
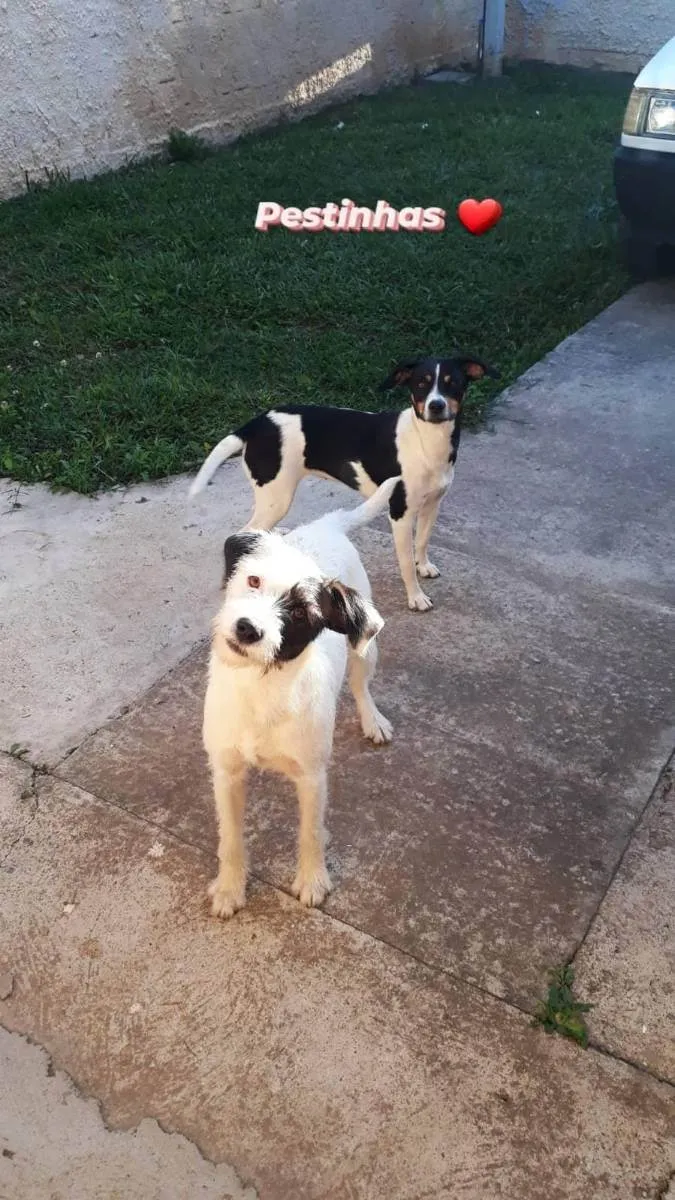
[291,769,332,907]
[241,481,295,532]
[208,756,249,919]
[348,641,393,746]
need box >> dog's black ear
[319,580,384,656]
[222,532,261,585]
[454,355,500,382]
[378,359,420,391]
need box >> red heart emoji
[457,198,503,236]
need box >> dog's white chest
[396,415,454,508]
[237,710,299,772]
[207,679,298,767]
[417,463,452,504]
[204,636,346,776]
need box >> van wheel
[619,219,662,279]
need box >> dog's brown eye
[291,605,306,621]
[247,575,261,589]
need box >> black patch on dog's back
[234,414,283,487]
[277,406,402,491]
[274,582,326,664]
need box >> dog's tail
[188,434,244,497]
[330,476,401,534]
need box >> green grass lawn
[0,64,630,493]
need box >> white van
[614,35,675,275]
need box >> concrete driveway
[1,283,674,1199]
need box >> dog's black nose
[428,398,446,414]
[235,617,262,645]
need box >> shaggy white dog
[203,477,397,918]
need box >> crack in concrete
[569,752,674,969]
[0,754,44,867]
[53,643,208,767]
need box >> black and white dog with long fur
[204,478,397,918]
[190,354,498,611]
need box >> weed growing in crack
[533,964,593,1048]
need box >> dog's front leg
[415,493,444,579]
[208,756,249,919]
[390,512,433,611]
[291,769,332,908]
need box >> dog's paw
[291,864,332,908]
[408,590,434,612]
[208,874,246,920]
[362,708,393,745]
[416,559,440,579]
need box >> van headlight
[646,95,675,135]
[623,88,675,137]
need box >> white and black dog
[203,477,397,919]
[190,354,498,611]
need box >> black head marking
[274,582,326,664]
[380,354,499,424]
[319,580,382,653]
[222,532,262,586]
[380,353,498,393]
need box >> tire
[619,218,663,280]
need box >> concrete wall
[4,0,668,201]
[506,0,674,75]
[0,0,481,199]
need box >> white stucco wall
[0,0,481,199]
[506,0,673,74]
[4,0,668,200]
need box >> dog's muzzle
[426,398,449,422]
[234,617,263,646]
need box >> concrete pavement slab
[363,534,673,798]
[434,280,675,606]
[52,641,662,1008]
[1,763,673,1200]
[574,762,675,1085]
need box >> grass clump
[167,128,213,163]
[533,964,593,1048]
